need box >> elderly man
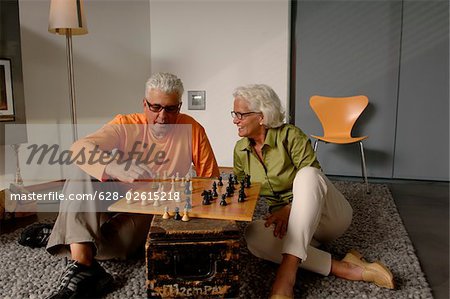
[43,72,219,298]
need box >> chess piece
[220,194,228,206]
[185,196,192,210]
[238,189,246,202]
[174,192,181,202]
[245,174,251,188]
[202,191,211,205]
[180,177,186,187]
[182,208,190,222]
[175,172,180,181]
[218,176,223,186]
[228,179,236,190]
[233,175,239,185]
[184,181,191,195]
[212,187,218,198]
[173,207,182,220]
[162,206,170,219]
[226,186,234,197]
[153,197,160,207]
[163,171,168,180]
[169,181,175,193]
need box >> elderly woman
[231,84,394,299]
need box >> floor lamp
[48,0,88,142]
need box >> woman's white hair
[233,84,285,128]
[145,72,184,99]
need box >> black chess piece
[173,207,182,220]
[233,175,239,185]
[238,190,246,202]
[226,186,233,197]
[220,194,228,206]
[239,187,246,198]
[218,176,223,186]
[202,192,211,205]
[244,174,251,188]
[228,180,235,191]
[212,181,217,189]
[212,188,218,198]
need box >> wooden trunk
[146,216,240,298]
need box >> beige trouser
[46,167,152,260]
[245,167,353,276]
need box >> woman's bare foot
[270,254,300,298]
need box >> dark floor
[330,177,449,299]
[1,179,449,299]
[388,180,449,299]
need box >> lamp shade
[48,0,88,35]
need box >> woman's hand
[264,204,291,239]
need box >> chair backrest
[309,95,369,138]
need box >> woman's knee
[244,220,268,255]
[293,166,322,186]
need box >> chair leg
[313,140,319,152]
[358,141,370,194]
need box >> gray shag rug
[0,182,433,299]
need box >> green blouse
[233,124,321,211]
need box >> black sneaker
[18,223,54,248]
[46,260,114,299]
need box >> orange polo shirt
[71,113,219,180]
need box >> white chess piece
[181,208,190,222]
[170,181,175,193]
[175,172,180,181]
[162,206,170,219]
[163,171,168,180]
[153,197,160,207]
[141,197,148,206]
[180,177,185,187]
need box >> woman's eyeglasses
[146,99,181,113]
[231,111,261,120]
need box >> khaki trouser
[46,167,152,260]
[245,167,353,276]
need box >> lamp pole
[65,29,78,141]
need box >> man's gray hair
[233,84,285,128]
[145,72,184,99]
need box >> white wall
[149,0,290,166]
[1,0,152,188]
[1,0,289,188]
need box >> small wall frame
[0,58,15,121]
[187,90,206,110]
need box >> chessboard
[107,177,261,221]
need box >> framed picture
[187,90,206,110]
[0,58,15,121]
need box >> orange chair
[309,95,370,193]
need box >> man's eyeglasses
[231,111,261,120]
[146,99,181,113]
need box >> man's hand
[104,159,153,183]
[264,204,291,239]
